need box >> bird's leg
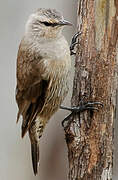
[70,31,81,55]
[60,102,103,127]
[61,112,74,128]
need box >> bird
[16,8,72,175]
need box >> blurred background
[0,0,118,180]
[0,0,76,180]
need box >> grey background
[0,0,76,180]
[0,0,117,180]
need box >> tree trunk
[64,0,118,180]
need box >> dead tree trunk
[64,1,118,180]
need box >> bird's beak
[58,20,73,26]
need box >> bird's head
[25,8,72,39]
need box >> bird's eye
[40,21,57,27]
[41,21,53,26]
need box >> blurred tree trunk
[64,0,118,180]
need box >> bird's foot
[60,101,103,128]
[70,31,81,55]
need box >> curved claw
[84,102,103,107]
[61,113,73,128]
[85,107,99,111]
[70,105,99,113]
[70,31,82,55]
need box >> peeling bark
[64,0,118,180]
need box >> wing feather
[16,39,49,137]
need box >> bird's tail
[29,117,45,175]
[31,142,39,175]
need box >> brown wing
[16,39,49,137]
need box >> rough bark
[64,1,118,180]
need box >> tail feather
[31,143,39,175]
[29,118,45,175]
